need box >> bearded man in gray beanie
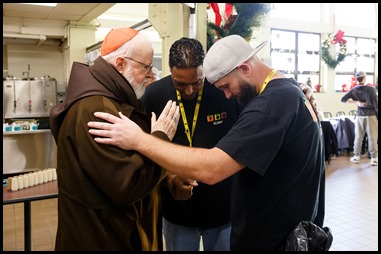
[87,34,327,251]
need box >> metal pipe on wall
[3,33,47,45]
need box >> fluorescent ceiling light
[18,3,57,7]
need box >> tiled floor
[3,198,57,251]
[3,154,378,251]
[324,153,378,251]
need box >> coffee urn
[3,75,59,175]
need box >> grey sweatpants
[353,115,378,158]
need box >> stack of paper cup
[38,170,44,184]
[47,169,53,181]
[28,173,34,187]
[17,176,24,190]
[23,174,29,188]
[42,170,48,183]
[11,177,18,191]
[33,172,39,185]
[51,168,57,180]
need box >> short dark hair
[357,76,365,83]
[169,37,205,69]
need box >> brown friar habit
[49,56,167,251]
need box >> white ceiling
[2,3,116,23]
[3,3,154,45]
[2,3,152,23]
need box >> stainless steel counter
[3,130,57,175]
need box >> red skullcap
[101,28,138,56]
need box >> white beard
[122,66,147,99]
[134,81,146,99]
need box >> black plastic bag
[285,221,333,251]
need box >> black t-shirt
[216,78,326,250]
[142,75,241,227]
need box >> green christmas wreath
[321,30,347,69]
[207,3,271,51]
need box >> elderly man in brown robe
[49,27,179,251]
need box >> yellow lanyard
[176,89,203,147]
[258,69,277,95]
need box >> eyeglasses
[124,57,153,73]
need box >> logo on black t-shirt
[207,112,227,125]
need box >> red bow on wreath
[332,29,347,45]
[209,3,233,36]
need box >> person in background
[299,83,323,120]
[341,71,378,166]
[49,27,180,251]
[141,37,241,251]
[87,34,327,251]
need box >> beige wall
[313,92,357,116]
[5,44,64,82]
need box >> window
[335,3,376,29]
[270,29,321,91]
[335,37,376,91]
[270,3,321,22]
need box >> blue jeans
[162,217,231,251]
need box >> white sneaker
[350,155,360,164]
[370,158,378,166]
